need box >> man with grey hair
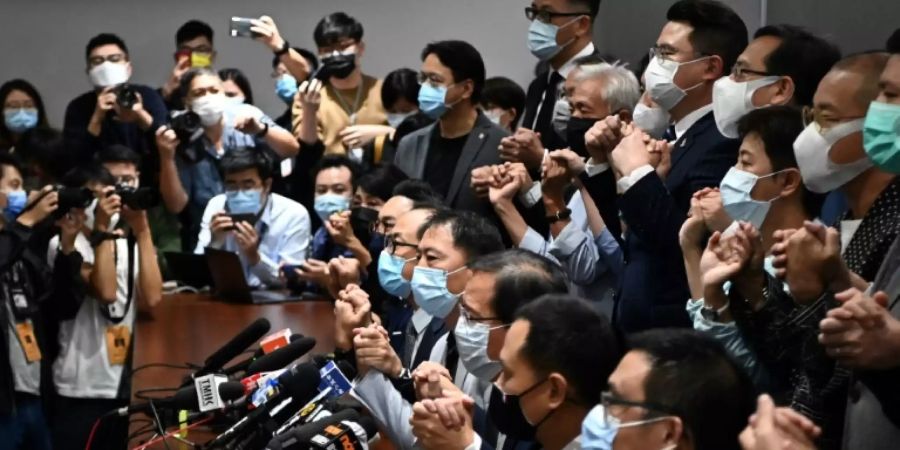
[489,54,640,314]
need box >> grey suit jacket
[393,113,508,217]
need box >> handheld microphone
[225,333,305,376]
[265,409,361,450]
[246,337,317,375]
[117,376,245,416]
[309,415,377,450]
[194,318,271,378]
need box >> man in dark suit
[393,40,508,221]
[597,0,748,332]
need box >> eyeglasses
[417,72,453,87]
[384,236,418,256]
[459,305,501,323]
[801,106,866,131]
[524,7,589,23]
[598,391,677,427]
[318,40,357,56]
[88,53,127,67]
[649,46,706,63]
[730,64,772,80]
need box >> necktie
[663,125,677,142]
[402,319,418,368]
[534,71,564,132]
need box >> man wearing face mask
[394,40,508,223]
[63,33,167,164]
[582,329,754,450]
[350,210,504,448]
[293,12,389,158]
[159,20,216,111]
[156,68,298,252]
[194,149,310,288]
[600,0,748,333]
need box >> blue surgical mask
[314,193,350,222]
[225,189,262,215]
[3,108,38,134]
[418,83,450,119]
[275,73,299,105]
[527,18,576,61]
[863,101,900,174]
[719,167,784,230]
[582,405,676,450]
[378,250,412,298]
[410,265,465,319]
[455,316,503,381]
[3,190,27,221]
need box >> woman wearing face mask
[0,80,49,153]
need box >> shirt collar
[411,307,433,334]
[673,104,713,140]
[257,193,274,229]
[556,42,596,79]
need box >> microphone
[308,415,377,449]
[265,409,361,450]
[194,318,271,378]
[246,337,317,375]
[224,333,305,376]
[118,376,245,416]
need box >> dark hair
[96,144,141,168]
[568,0,602,20]
[85,33,129,61]
[417,209,504,263]
[176,20,214,46]
[314,154,360,190]
[666,0,748,74]
[178,67,218,101]
[421,40,486,103]
[219,148,273,180]
[218,68,255,105]
[888,28,900,54]
[0,153,23,183]
[272,47,319,72]
[737,105,824,218]
[627,329,756,450]
[754,25,841,106]
[357,164,409,201]
[15,127,66,182]
[469,249,568,323]
[392,112,435,146]
[515,294,619,406]
[392,180,442,204]
[0,79,49,145]
[481,77,527,129]
[382,68,421,110]
[62,164,115,188]
[314,12,364,48]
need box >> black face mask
[488,385,537,441]
[565,117,601,158]
[349,206,378,246]
[368,232,386,259]
[321,53,357,80]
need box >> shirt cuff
[616,164,655,193]
[584,158,610,177]
[517,181,542,208]
[464,433,483,450]
[518,227,549,255]
[548,221,585,259]
[249,252,281,287]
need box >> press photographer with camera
[63,33,167,165]
[155,67,299,251]
[47,146,162,450]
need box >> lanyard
[331,83,364,125]
[100,234,135,324]
[3,261,36,322]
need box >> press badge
[105,325,131,366]
[15,322,41,363]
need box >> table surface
[129,293,339,449]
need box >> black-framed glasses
[649,45,707,63]
[88,53,127,67]
[459,305,501,323]
[524,7,589,23]
[731,65,772,80]
[384,236,418,256]
[600,391,676,421]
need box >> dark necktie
[402,319,418,368]
[534,72,564,132]
[663,125,677,142]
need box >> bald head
[831,52,890,107]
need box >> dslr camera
[52,185,94,218]
[113,184,158,210]
[167,110,203,143]
[113,84,138,109]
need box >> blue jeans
[0,392,52,450]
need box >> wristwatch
[546,208,572,224]
[701,300,731,321]
[255,122,270,138]
[274,40,290,57]
[89,230,119,248]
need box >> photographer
[63,33,167,166]
[155,68,298,251]
[159,20,216,110]
[0,155,85,450]
[48,154,162,450]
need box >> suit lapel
[523,72,549,129]
[668,112,715,173]
[412,125,435,179]
[446,117,492,204]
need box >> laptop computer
[204,247,302,304]
[164,252,212,289]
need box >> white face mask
[89,61,130,88]
[552,97,572,138]
[793,119,870,193]
[644,56,709,111]
[632,102,670,139]
[484,109,504,126]
[712,76,780,138]
[454,316,503,382]
[191,94,226,127]
[386,111,414,129]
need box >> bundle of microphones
[119,318,377,450]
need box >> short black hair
[96,144,141,168]
[62,164,115,188]
[272,47,319,72]
[666,0,748,74]
[382,68,421,110]
[481,77,527,128]
[15,127,66,182]
[218,68,255,105]
[392,180,442,204]
[178,67,218,101]
[515,294,620,406]
[417,209,504,263]
[737,105,824,218]
[392,112,435,146]
[219,148,273,181]
[568,0,602,20]
[627,329,755,450]
[314,12,364,48]
[0,153,22,183]
[357,164,409,202]
[314,154,360,190]
[754,25,841,106]
[888,28,900,54]
[176,20,214,46]
[469,249,568,323]
[0,79,49,145]
[85,33,129,61]
[421,40,486,103]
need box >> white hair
[572,60,641,114]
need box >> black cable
[135,387,178,401]
[131,362,195,376]
[148,399,173,450]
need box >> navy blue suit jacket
[614,112,739,332]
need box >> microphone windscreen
[279,362,322,406]
[200,318,271,375]
[218,381,247,402]
[247,337,316,375]
[355,415,378,441]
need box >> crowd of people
[0,0,899,449]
